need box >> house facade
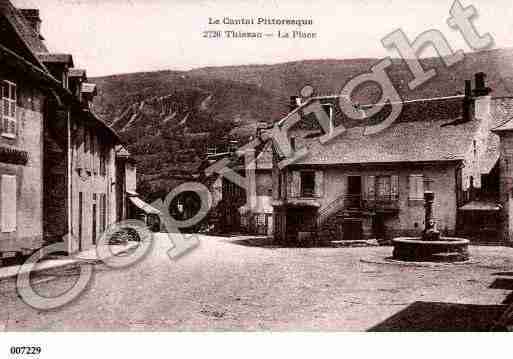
[0,1,57,256]
[0,1,145,258]
[269,73,507,244]
[211,142,274,235]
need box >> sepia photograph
[1,0,513,356]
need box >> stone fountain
[392,192,470,262]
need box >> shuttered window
[1,81,17,138]
[409,174,424,200]
[288,171,325,198]
[365,175,399,201]
[1,175,17,232]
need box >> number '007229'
[10,346,42,355]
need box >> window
[409,174,424,200]
[255,214,266,227]
[377,176,391,200]
[366,175,399,201]
[301,171,316,198]
[1,175,17,232]
[78,192,83,250]
[1,81,17,138]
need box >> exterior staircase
[316,194,399,244]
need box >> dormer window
[1,81,17,138]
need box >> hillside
[91,48,513,198]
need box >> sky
[10,0,513,77]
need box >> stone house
[0,1,59,256]
[236,143,274,235]
[270,73,509,244]
[207,140,274,235]
[0,1,146,257]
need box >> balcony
[365,195,400,212]
[344,194,400,212]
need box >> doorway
[373,214,386,240]
[347,176,362,208]
[92,201,97,245]
[78,192,83,251]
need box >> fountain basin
[392,237,470,262]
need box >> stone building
[211,142,274,235]
[0,0,147,257]
[0,0,57,256]
[269,73,508,244]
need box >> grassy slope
[91,48,513,197]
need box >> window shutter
[391,175,399,200]
[291,171,301,198]
[272,170,280,200]
[409,174,424,199]
[315,171,324,198]
[287,172,293,199]
[280,172,287,199]
[1,175,17,232]
[366,175,375,200]
[409,175,415,199]
[417,175,424,199]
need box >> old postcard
[0,0,513,357]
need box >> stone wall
[0,84,45,253]
[274,162,460,241]
[43,126,68,244]
[498,132,513,243]
[69,124,117,252]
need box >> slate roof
[290,95,465,132]
[295,119,479,165]
[491,97,513,132]
[0,0,48,67]
[288,95,492,165]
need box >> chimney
[473,72,492,121]
[19,9,42,37]
[462,80,473,122]
[473,72,492,97]
[289,96,300,112]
